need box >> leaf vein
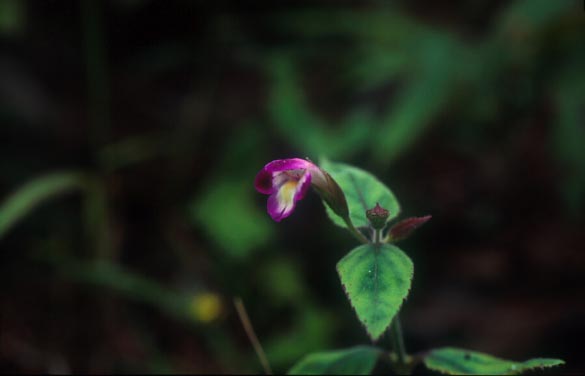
[348,172,369,213]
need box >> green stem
[343,217,369,244]
[391,314,409,373]
[374,228,383,244]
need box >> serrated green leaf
[288,346,381,375]
[424,347,565,375]
[337,244,413,341]
[0,172,86,239]
[319,159,400,229]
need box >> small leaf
[337,244,413,341]
[0,172,85,239]
[424,347,565,375]
[288,346,381,375]
[388,215,432,242]
[319,159,400,229]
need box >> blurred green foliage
[0,0,25,35]
[0,0,582,373]
[0,172,85,238]
[191,127,274,259]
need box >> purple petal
[267,191,297,222]
[263,158,314,173]
[254,169,273,194]
[266,172,311,222]
[294,171,312,201]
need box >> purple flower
[254,158,329,222]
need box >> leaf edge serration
[336,244,414,342]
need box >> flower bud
[312,169,349,219]
[366,203,389,230]
[388,215,432,242]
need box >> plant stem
[82,0,110,150]
[233,297,273,375]
[374,228,382,244]
[391,314,408,372]
[343,217,370,244]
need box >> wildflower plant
[255,158,564,375]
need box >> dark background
[0,0,583,374]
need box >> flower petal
[256,158,321,221]
[267,191,293,222]
[263,158,314,173]
[266,174,310,222]
[254,169,273,194]
[294,170,311,201]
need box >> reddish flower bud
[388,215,432,242]
[314,169,350,220]
[366,203,389,230]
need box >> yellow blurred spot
[191,292,222,323]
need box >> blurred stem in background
[82,0,111,151]
[234,298,273,375]
[82,0,115,261]
[81,1,118,371]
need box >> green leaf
[97,132,165,172]
[34,250,187,318]
[372,34,456,164]
[0,172,85,239]
[265,307,336,370]
[337,244,413,341]
[266,55,373,159]
[191,178,273,259]
[348,48,407,91]
[272,9,424,43]
[497,0,576,33]
[424,347,565,375]
[319,159,400,229]
[288,346,381,375]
